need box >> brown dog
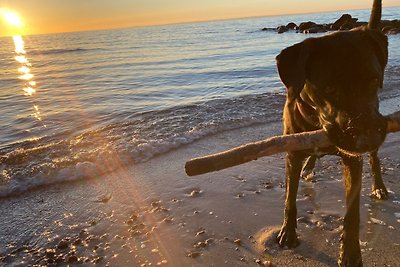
[275,0,388,266]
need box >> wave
[28,47,97,56]
[2,69,399,199]
[0,92,286,198]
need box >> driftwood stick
[185,130,329,176]
[185,111,400,176]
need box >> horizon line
[1,5,399,38]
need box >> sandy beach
[1,119,399,266]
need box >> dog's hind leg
[276,152,305,248]
[369,151,388,200]
[301,155,317,181]
[338,155,363,267]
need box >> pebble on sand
[233,239,241,246]
[187,251,201,258]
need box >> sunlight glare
[19,73,34,80]
[15,55,28,64]
[2,10,23,27]
[4,9,45,127]
[13,35,26,54]
[23,87,36,96]
[18,66,30,74]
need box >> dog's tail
[368,0,382,29]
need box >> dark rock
[286,22,298,29]
[354,21,368,28]
[261,27,275,31]
[299,21,317,31]
[263,14,400,35]
[387,28,400,35]
[380,20,400,34]
[340,22,355,31]
[380,19,400,29]
[381,26,393,34]
[331,14,353,30]
[304,26,325,34]
[323,24,333,31]
[277,26,288,34]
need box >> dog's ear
[366,30,388,87]
[276,41,310,99]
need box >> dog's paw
[276,226,299,248]
[338,254,363,267]
[371,188,389,200]
[339,238,363,267]
[301,170,315,181]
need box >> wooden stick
[185,111,400,176]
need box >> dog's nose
[341,114,386,152]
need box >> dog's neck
[295,96,319,127]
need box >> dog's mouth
[321,116,387,156]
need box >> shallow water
[0,8,399,197]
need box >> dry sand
[0,121,399,266]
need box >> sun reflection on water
[3,10,46,126]
[12,33,45,126]
[13,35,26,54]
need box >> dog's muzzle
[322,111,387,155]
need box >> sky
[0,0,399,36]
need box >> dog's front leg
[276,152,304,248]
[338,155,363,267]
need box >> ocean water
[0,8,400,197]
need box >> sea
[1,8,400,198]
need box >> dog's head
[277,28,388,155]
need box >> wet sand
[0,120,399,266]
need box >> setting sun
[2,10,23,27]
